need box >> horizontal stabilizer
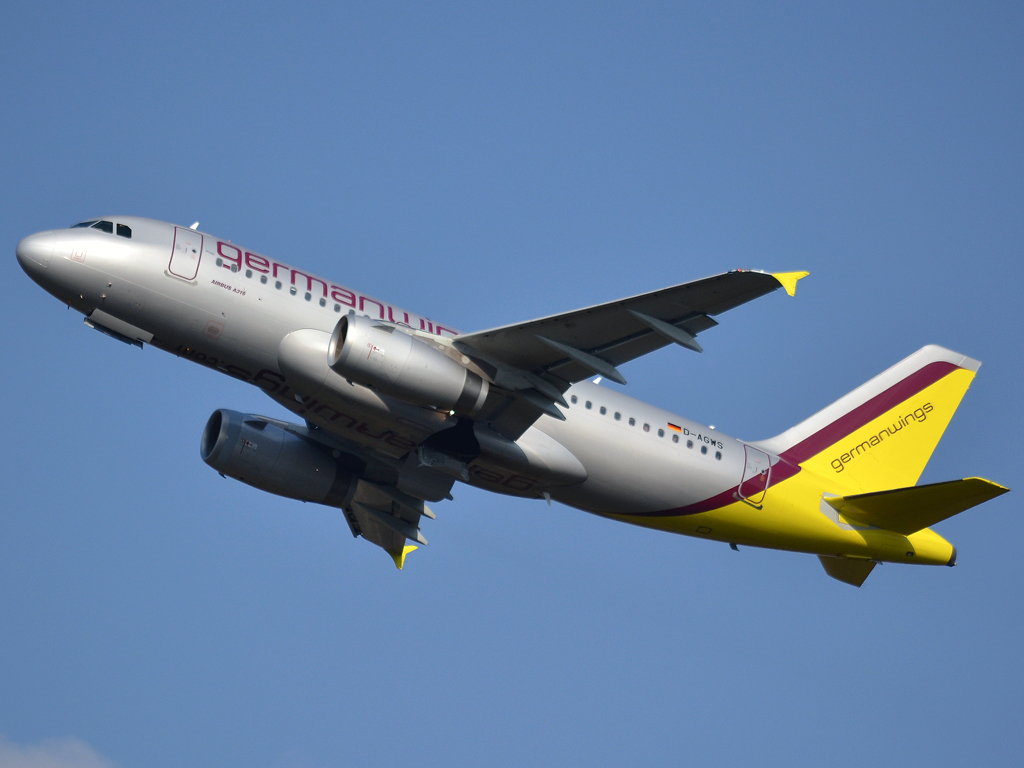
[825,477,1009,535]
[819,556,876,587]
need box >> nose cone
[16,232,54,279]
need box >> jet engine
[327,314,489,415]
[200,409,357,507]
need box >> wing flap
[825,477,1009,535]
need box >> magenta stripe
[633,460,802,518]
[778,361,958,464]
[623,360,961,519]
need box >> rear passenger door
[738,444,771,507]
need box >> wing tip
[772,271,810,297]
[389,545,418,570]
[964,477,1010,495]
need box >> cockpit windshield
[70,219,131,238]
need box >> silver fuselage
[17,216,745,518]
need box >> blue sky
[1,2,1021,766]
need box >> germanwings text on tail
[17,216,1008,586]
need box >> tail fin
[756,345,980,493]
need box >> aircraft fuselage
[17,216,973,576]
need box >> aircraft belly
[611,468,954,564]
[129,282,280,378]
[461,425,588,497]
[269,392,437,460]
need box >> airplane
[16,215,1008,586]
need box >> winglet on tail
[755,345,982,494]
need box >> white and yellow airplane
[16,216,1008,585]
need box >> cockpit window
[72,220,98,228]
[91,220,114,234]
[116,223,132,239]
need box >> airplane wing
[455,270,807,439]
[343,478,436,569]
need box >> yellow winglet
[388,545,418,570]
[772,271,810,297]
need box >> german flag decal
[667,423,682,433]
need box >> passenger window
[571,395,578,404]
[701,445,708,455]
[658,429,664,437]
[246,269,253,278]
[305,292,312,301]
[643,423,650,432]
[116,224,132,238]
[334,304,341,312]
[230,264,237,273]
[715,451,722,460]
[614,412,621,420]
[275,281,282,289]
[290,286,297,295]
[91,220,113,233]
[687,440,693,448]
[319,298,326,307]
[585,401,592,410]
[600,406,606,415]
[672,434,679,443]
[216,258,223,267]
[629,417,635,426]
[261,275,268,284]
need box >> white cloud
[0,736,116,768]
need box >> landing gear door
[738,444,772,507]
[169,227,203,280]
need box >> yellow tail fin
[756,346,980,493]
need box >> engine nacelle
[327,314,489,416]
[200,409,357,507]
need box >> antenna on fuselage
[189,222,200,230]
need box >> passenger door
[168,227,203,280]
[738,444,771,507]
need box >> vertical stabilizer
[756,346,979,493]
